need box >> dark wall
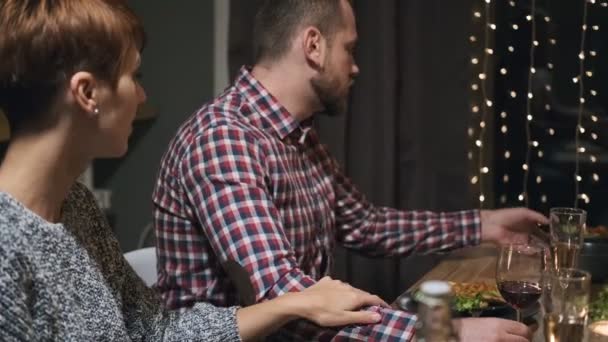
[95,1,216,252]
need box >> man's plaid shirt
[153,67,482,341]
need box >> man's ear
[69,71,98,115]
[301,26,327,70]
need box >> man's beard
[310,72,348,117]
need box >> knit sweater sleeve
[119,253,242,342]
[69,183,242,342]
[0,250,36,342]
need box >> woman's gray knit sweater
[0,183,241,341]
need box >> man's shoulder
[178,90,276,151]
[180,88,258,139]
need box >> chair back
[124,247,157,286]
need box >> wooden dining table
[397,244,547,341]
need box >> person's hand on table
[454,317,534,342]
[480,208,549,245]
[293,276,389,326]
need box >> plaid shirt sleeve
[332,164,482,257]
[180,124,421,341]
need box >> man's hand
[480,208,549,245]
[453,317,534,341]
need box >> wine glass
[496,244,544,322]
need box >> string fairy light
[497,3,521,205]
[476,0,493,207]
[468,5,481,186]
[468,0,494,208]
[469,0,604,209]
[574,0,590,207]
[538,8,559,206]
[520,0,537,207]
[587,3,601,186]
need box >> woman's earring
[93,107,100,115]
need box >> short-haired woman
[0,1,386,341]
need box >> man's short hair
[0,0,145,132]
[252,0,350,64]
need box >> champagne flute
[496,244,543,322]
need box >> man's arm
[330,158,482,257]
[179,123,317,300]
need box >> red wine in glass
[495,244,543,322]
[497,280,542,309]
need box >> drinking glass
[549,207,586,270]
[542,268,591,342]
[496,244,544,322]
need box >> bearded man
[153,1,543,340]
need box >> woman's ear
[69,72,98,116]
[301,26,327,70]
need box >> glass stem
[515,309,522,323]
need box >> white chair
[124,247,158,287]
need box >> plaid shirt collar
[235,66,313,142]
